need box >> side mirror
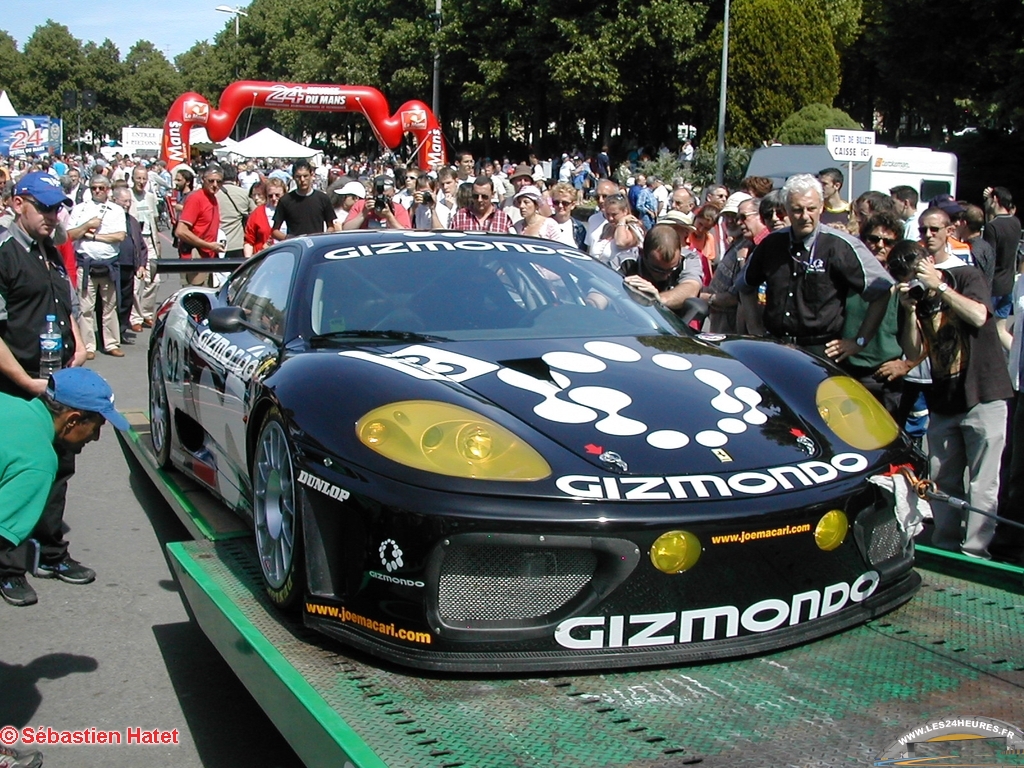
[207,306,248,334]
[678,297,709,326]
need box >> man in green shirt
[0,368,128,607]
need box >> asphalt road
[0,232,304,768]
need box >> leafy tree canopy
[776,103,861,144]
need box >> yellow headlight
[650,530,702,574]
[815,510,848,551]
[357,400,550,481]
[815,377,899,450]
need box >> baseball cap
[14,172,72,207]
[338,181,366,199]
[928,194,964,218]
[48,368,130,431]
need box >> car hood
[346,335,835,477]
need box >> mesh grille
[438,546,596,622]
[182,293,208,319]
[867,516,904,564]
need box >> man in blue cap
[0,368,128,607]
[0,173,92,608]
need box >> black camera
[886,243,927,300]
[373,177,390,214]
[421,190,433,206]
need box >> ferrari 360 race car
[149,230,921,671]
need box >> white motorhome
[745,145,958,207]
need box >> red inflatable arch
[161,81,446,170]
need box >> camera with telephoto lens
[885,240,944,315]
[373,177,389,214]
[886,244,928,301]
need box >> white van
[745,145,958,206]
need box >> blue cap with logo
[14,172,73,208]
[48,368,130,430]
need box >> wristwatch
[937,282,949,294]
[855,336,866,347]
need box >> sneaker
[0,746,43,768]
[0,575,38,606]
[36,555,95,584]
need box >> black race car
[149,230,921,671]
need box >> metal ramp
[121,416,1024,767]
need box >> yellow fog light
[816,376,899,450]
[815,510,848,551]
[356,400,550,480]
[650,530,702,574]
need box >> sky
[3,0,241,61]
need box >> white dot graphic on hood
[647,430,690,449]
[584,341,642,362]
[652,353,692,371]
[542,351,606,373]
[734,386,769,425]
[567,386,647,436]
[718,418,747,434]
[695,430,729,447]
[694,369,744,413]
[496,368,597,424]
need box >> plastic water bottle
[39,315,63,379]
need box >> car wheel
[253,408,305,610]
[149,349,172,468]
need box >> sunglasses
[865,234,898,246]
[26,198,63,214]
[919,226,946,234]
[90,185,108,191]
[551,200,573,207]
[471,194,491,200]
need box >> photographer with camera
[411,175,450,230]
[343,175,411,230]
[893,210,1013,560]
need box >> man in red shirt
[343,175,411,230]
[174,165,225,286]
[448,177,512,233]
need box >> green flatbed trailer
[119,414,1024,767]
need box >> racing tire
[148,348,172,468]
[253,408,306,611]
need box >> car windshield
[307,236,692,341]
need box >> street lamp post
[714,0,730,186]
[428,0,442,120]
[215,5,248,139]
[215,4,248,38]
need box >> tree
[81,39,125,139]
[701,0,840,146]
[776,103,861,145]
[0,30,24,106]
[19,21,85,117]
[123,42,184,127]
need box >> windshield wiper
[310,329,451,346]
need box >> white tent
[228,127,320,159]
[0,90,17,117]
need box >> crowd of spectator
[2,146,1023,574]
